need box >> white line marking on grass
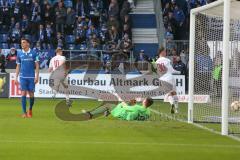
[150,109,240,142]
[0,140,240,148]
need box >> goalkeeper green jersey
[111,103,126,117]
[111,103,150,121]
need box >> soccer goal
[188,0,240,136]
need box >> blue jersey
[16,49,39,79]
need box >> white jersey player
[156,47,180,113]
[49,48,71,106]
[156,47,180,87]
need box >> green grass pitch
[0,98,240,160]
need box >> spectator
[21,14,30,34]
[54,32,65,48]
[108,25,119,43]
[128,0,135,8]
[165,26,174,40]
[99,12,108,25]
[75,23,86,44]
[173,5,186,40]
[212,52,222,96]
[30,0,41,34]
[9,22,22,44]
[118,33,132,55]
[41,2,54,25]
[0,0,10,27]
[120,0,130,22]
[135,50,149,71]
[76,16,85,27]
[173,56,186,75]
[45,23,54,48]
[30,1,41,22]
[85,16,92,28]
[180,49,188,65]
[108,0,119,18]
[75,0,86,17]
[91,33,100,45]
[41,0,49,9]
[122,23,131,39]
[167,12,177,39]
[88,39,100,59]
[9,17,16,31]
[12,0,22,21]
[33,41,42,51]
[99,23,108,44]
[86,24,98,39]
[0,48,6,72]
[171,48,178,64]
[135,50,149,62]
[163,3,172,17]
[122,14,131,27]
[36,24,47,49]
[165,26,175,52]
[6,47,17,69]
[65,7,76,34]
[89,0,98,16]
[55,1,67,33]
[107,15,119,30]
[170,0,177,10]
[21,0,32,15]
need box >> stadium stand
[0,0,133,51]
[0,0,218,72]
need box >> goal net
[189,0,240,136]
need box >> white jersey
[156,56,180,86]
[169,95,179,105]
[49,55,66,71]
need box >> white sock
[175,103,179,113]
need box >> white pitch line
[0,140,240,148]
[150,109,240,142]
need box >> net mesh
[193,12,240,135]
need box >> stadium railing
[62,49,151,73]
[165,40,189,55]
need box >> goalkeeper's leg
[174,102,179,114]
[83,103,115,119]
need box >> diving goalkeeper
[84,97,153,121]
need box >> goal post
[188,0,240,136]
[221,0,230,136]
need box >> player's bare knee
[21,91,27,96]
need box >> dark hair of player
[21,38,31,44]
[145,97,154,107]
[158,46,165,55]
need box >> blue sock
[29,97,34,111]
[21,96,27,114]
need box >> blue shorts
[20,78,35,92]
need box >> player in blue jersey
[15,38,39,118]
